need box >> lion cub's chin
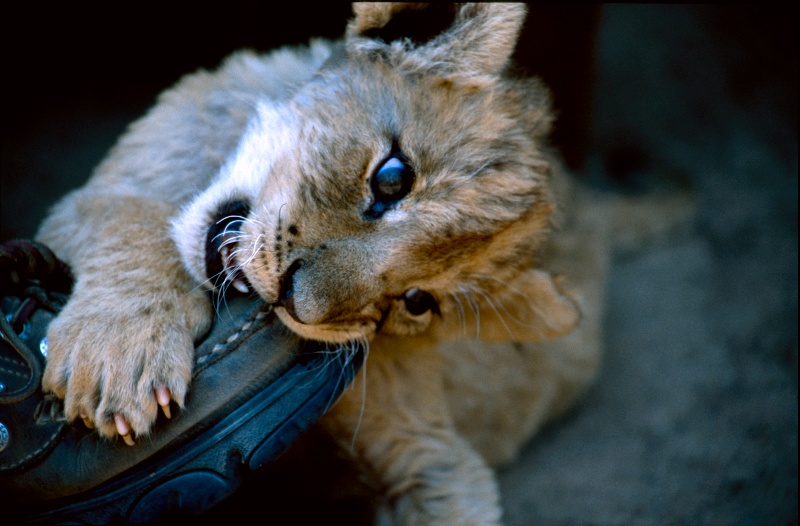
[274,298,437,344]
[275,306,378,344]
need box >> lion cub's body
[36,4,616,523]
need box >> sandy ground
[1,5,796,525]
[499,6,797,525]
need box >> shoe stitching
[195,308,271,368]
[0,424,65,472]
[0,365,30,379]
[1,354,27,368]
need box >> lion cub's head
[174,3,578,344]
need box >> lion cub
[36,3,608,523]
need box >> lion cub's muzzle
[203,201,440,339]
[276,258,304,322]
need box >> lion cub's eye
[372,156,413,202]
[364,154,415,220]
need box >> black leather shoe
[0,240,363,525]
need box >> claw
[155,385,172,419]
[114,414,135,446]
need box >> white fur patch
[171,101,300,286]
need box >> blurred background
[1,4,796,525]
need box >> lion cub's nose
[278,259,305,322]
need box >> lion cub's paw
[41,289,210,443]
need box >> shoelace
[0,240,73,404]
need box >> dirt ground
[1,4,796,525]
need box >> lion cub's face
[174,3,557,343]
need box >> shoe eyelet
[0,422,9,453]
[5,313,32,340]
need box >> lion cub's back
[88,40,335,205]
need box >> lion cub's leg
[320,336,502,526]
[437,181,612,467]
[36,189,211,441]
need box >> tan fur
[34,3,689,524]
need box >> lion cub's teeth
[232,279,249,294]
[218,236,246,292]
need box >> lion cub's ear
[437,269,582,344]
[346,2,527,78]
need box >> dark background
[2,3,603,240]
[2,4,796,525]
